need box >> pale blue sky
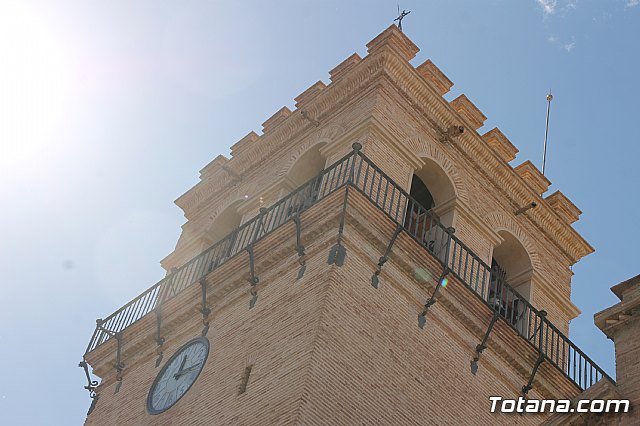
[1,1,638,424]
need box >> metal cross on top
[394,5,411,31]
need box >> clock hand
[178,355,187,373]
[174,362,202,379]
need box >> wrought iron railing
[85,145,613,391]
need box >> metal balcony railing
[84,145,613,391]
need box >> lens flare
[413,268,432,282]
[440,277,449,288]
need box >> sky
[0,1,638,424]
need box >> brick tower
[79,26,620,425]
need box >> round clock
[147,336,209,415]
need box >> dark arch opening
[489,232,533,328]
[404,174,437,231]
[404,174,447,259]
[409,174,435,211]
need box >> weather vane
[394,5,411,31]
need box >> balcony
[83,144,613,392]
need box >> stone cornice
[482,127,518,163]
[514,160,551,195]
[415,59,453,96]
[329,53,362,82]
[449,94,487,130]
[595,274,640,339]
[545,190,581,224]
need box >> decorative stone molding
[329,53,362,82]
[294,81,327,108]
[481,127,518,163]
[514,160,551,195]
[545,191,581,224]
[175,171,236,215]
[415,59,453,96]
[262,106,292,133]
[449,94,487,130]
[366,25,419,61]
[231,131,260,158]
[198,155,229,180]
[595,274,640,339]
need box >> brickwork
[85,187,587,425]
[82,25,617,425]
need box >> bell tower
[80,26,615,425]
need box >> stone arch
[203,196,246,243]
[282,142,328,187]
[483,211,542,273]
[278,124,345,179]
[405,137,470,206]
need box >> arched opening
[287,144,327,188]
[404,159,456,260]
[206,201,243,244]
[489,231,533,328]
[284,144,327,216]
[410,158,456,227]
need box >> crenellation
[198,154,229,180]
[366,25,420,61]
[415,59,454,96]
[328,53,362,82]
[482,127,519,163]
[230,131,260,158]
[450,94,487,130]
[514,160,551,195]
[545,191,582,224]
[262,106,293,133]
[294,81,327,108]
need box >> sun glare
[0,3,71,185]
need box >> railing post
[444,226,455,268]
[538,310,547,355]
[350,142,362,183]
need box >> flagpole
[542,91,553,175]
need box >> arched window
[404,174,438,244]
[488,231,533,329]
[287,144,326,188]
[207,202,242,244]
[284,144,327,216]
[405,160,456,259]
[409,174,435,210]
[410,159,456,227]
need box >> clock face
[147,337,209,415]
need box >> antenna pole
[542,91,553,175]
